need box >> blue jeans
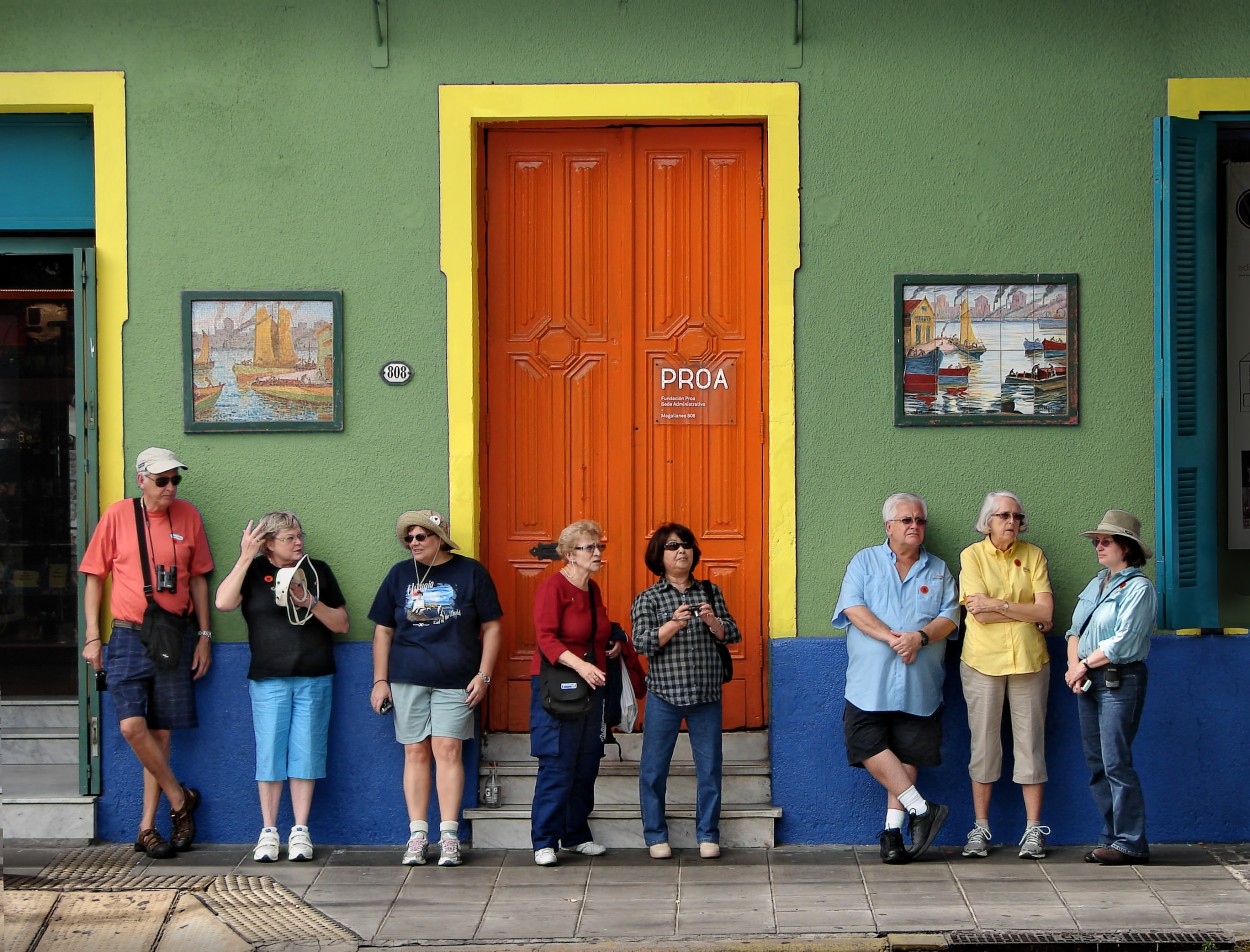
[529,676,605,851]
[639,694,723,846]
[1078,662,1149,858]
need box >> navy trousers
[529,676,605,851]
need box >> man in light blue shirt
[831,493,959,863]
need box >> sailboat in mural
[232,304,315,388]
[193,330,214,371]
[954,299,985,359]
[251,323,335,407]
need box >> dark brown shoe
[1090,846,1148,865]
[134,828,176,859]
[169,784,200,851]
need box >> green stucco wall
[6,0,1250,639]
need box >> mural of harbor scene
[895,276,1077,426]
[184,294,343,431]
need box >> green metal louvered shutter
[1154,116,1218,628]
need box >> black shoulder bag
[697,581,734,684]
[133,498,190,671]
[539,581,597,721]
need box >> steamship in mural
[894,274,1078,426]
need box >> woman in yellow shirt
[959,491,1054,860]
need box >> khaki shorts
[391,683,476,745]
[960,660,1049,785]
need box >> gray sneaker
[437,835,463,867]
[402,831,429,866]
[962,824,991,858]
[1018,825,1050,859]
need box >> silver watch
[478,671,491,684]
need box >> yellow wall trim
[0,71,127,508]
[438,82,800,638]
[1168,78,1250,118]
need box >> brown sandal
[134,828,175,859]
[169,784,201,851]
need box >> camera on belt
[156,564,178,593]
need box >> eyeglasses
[994,512,1026,523]
[276,532,305,544]
[1092,537,1117,548]
[573,542,607,553]
[890,516,928,526]
[146,474,182,488]
[405,532,433,544]
[662,540,694,551]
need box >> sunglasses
[1092,537,1118,548]
[890,516,927,526]
[662,540,694,551]
[573,543,607,553]
[994,512,1026,523]
[146,474,182,488]
[405,532,433,544]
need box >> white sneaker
[437,835,463,867]
[533,847,558,866]
[962,824,991,858]
[648,842,672,859]
[1018,825,1050,859]
[559,840,607,856]
[402,831,429,866]
[287,825,313,862]
[253,828,280,863]
[699,842,721,859]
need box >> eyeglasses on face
[662,540,694,551]
[890,516,927,526]
[146,474,182,488]
[994,511,1026,523]
[1092,537,1118,548]
[405,532,433,544]
[276,532,305,544]
[573,542,607,553]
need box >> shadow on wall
[770,635,1250,846]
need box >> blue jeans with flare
[638,694,723,846]
[1077,663,1149,859]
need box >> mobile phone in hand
[380,697,393,715]
[95,669,108,692]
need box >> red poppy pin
[1014,559,1021,567]
[264,575,274,583]
[1118,582,1126,589]
[920,585,930,594]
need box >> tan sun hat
[395,509,459,550]
[136,447,189,475]
[1081,509,1153,560]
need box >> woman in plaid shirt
[631,523,741,860]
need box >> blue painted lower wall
[770,635,1250,846]
[98,636,1250,846]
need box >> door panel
[483,126,765,731]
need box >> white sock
[439,820,459,838]
[899,786,927,815]
[409,820,428,836]
[885,809,906,830]
[261,826,278,833]
[1026,819,1043,829]
[290,825,308,832]
[976,818,990,833]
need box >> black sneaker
[878,827,909,864]
[906,800,949,860]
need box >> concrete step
[1,763,95,842]
[479,760,772,806]
[2,726,79,766]
[465,803,782,849]
[2,697,78,731]
[480,729,769,764]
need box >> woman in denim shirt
[1063,510,1157,865]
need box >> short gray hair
[256,511,301,555]
[556,519,604,559]
[882,493,927,525]
[974,491,1028,535]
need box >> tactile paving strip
[200,875,358,946]
[1210,844,1250,892]
[5,844,212,891]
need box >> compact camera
[1103,663,1122,690]
[156,564,178,593]
[94,669,108,692]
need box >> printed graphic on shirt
[405,582,459,624]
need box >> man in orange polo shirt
[80,447,214,858]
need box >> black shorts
[843,700,942,769]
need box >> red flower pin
[1014,559,1021,567]
[920,585,930,594]
[264,575,274,583]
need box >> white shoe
[402,832,429,866]
[699,842,721,859]
[287,825,313,862]
[648,842,672,859]
[437,835,463,867]
[253,828,279,863]
[560,840,607,856]
[534,847,558,866]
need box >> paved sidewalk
[6,842,1250,950]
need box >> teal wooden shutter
[1154,117,1218,628]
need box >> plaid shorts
[106,624,199,730]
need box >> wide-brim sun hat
[1081,509,1153,560]
[395,509,459,550]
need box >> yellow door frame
[438,83,800,638]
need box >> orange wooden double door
[482,125,767,732]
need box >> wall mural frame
[894,273,1079,427]
[182,290,344,433]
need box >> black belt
[112,620,143,631]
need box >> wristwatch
[919,630,930,647]
[478,671,491,684]
[197,629,213,640]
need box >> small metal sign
[379,361,412,386]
